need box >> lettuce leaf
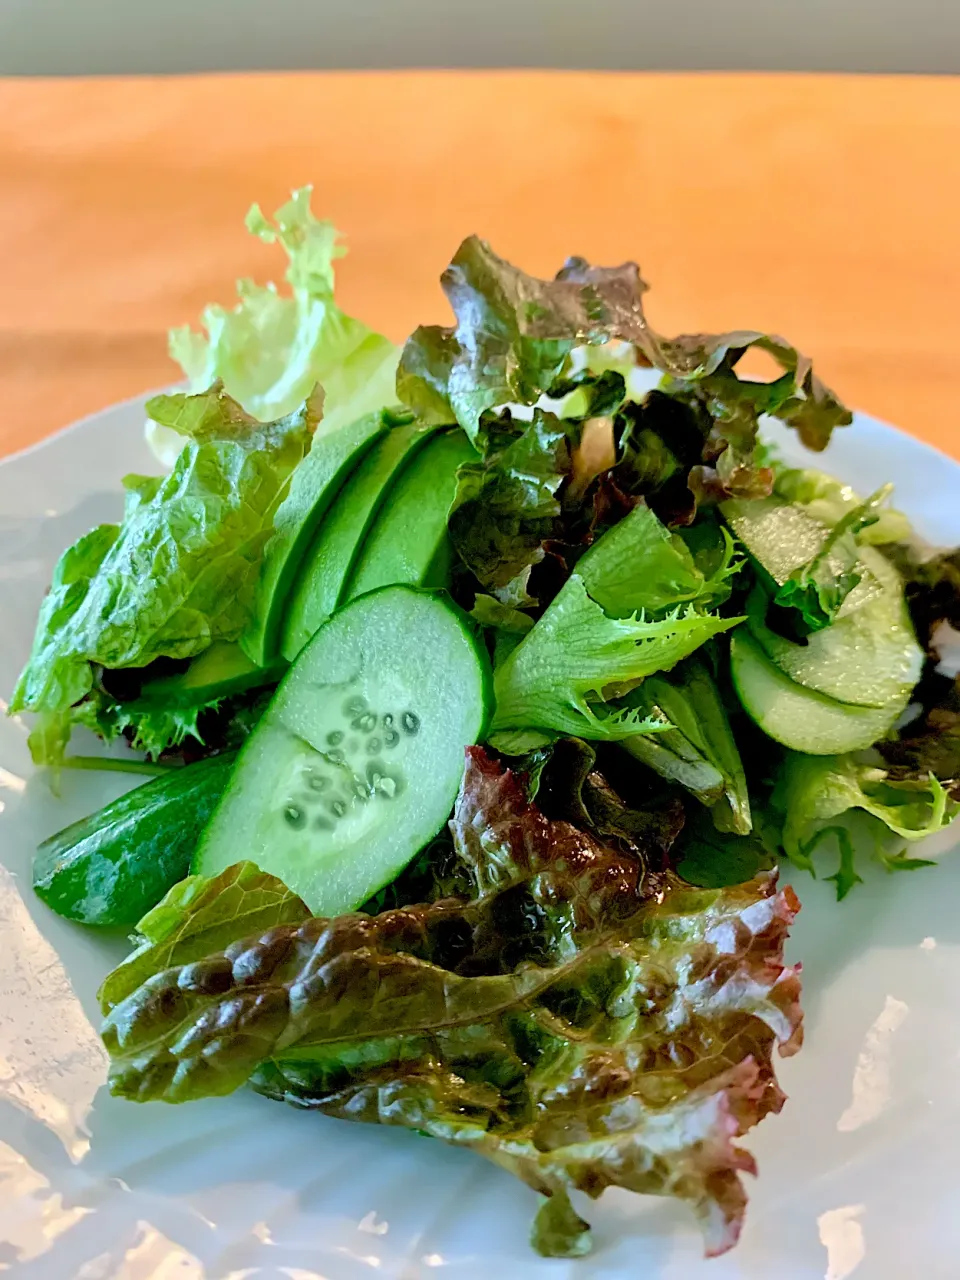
[398,237,850,469]
[489,507,743,743]
[100,748,802,1260]
[11,384,316,762]
[875,545,960,790]
[621,660,753,834]
[777,752,957,896]
[449,410,572,594]
[490,577,739,743]
[150,187,398,467]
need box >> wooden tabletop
[1,72,958,459]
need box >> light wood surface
[1,72,958,459]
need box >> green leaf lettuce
[11,384,317,762]
[150,187,399,466]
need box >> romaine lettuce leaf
[100,748,802,1260]
[150,187,398,467]
[11,384,317,762]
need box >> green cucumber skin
[33,753,235,927]
[195,586,492,917]
[346,430,478,601]
[241,410,392,667]
[137,642,284,709]
[280,422,445,663]
[730,630,901,755]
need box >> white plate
[1,396,959,1280]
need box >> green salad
[13,188,960,1260]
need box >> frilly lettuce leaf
[150,187,398,467]
[490,578,739,744]
[449,409,572,594]
[11,384,316,762]
[489,506,743,744]
[397,236,851,459]
[777,752,957,897]
[100,748,802,1260]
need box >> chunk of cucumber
[745,546,922,710]
[346,430,478,601]
[280,421,444,662]
[34,753,235,927]
[730,630,903,755]
[194,586,491,915]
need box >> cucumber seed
[283,804,306,830]
[401,711,420,736]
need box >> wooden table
[1,72,958,459]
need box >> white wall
[1,0,959,75]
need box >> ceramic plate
[2,396,959,1280]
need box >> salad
[11,188,960,1260]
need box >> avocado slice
[280,421,446,661]
[346,429,477,601]
[241,408,402,666]
[137,641,283,708]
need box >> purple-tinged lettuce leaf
[100,749,802,1259]
[397,237,850,474]
[875,544,960,793]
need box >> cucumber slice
[346,430,478,601]
[35,753,235,927]
[721,496,830,586]
[730,630,902,755]
[745,547,922,709]
[241,409,397,666]
[138,642,283,708]
[195,586,491,915]
[281,422,443,662]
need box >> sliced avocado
[280,421,445,661]
[346,430,477,601]
[137,642,283,708]
[241,408,402,666]
[745,546,923,710]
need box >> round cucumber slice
[194,586,491,915]
[730,630,903,755]
[745,547,923,710]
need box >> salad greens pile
[12,188,960,1259]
